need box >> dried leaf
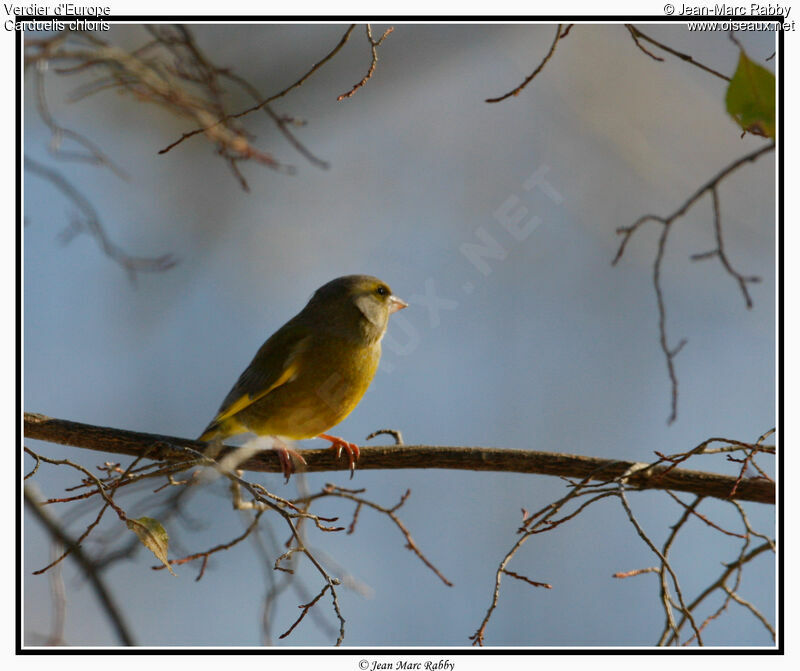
[127,516,176,576]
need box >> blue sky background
[23,23,776,648]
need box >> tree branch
[24,486,135,646]
[158,24,357,156]
[24,156,178,282]
[612,141,774,423]
[24,412,774,505]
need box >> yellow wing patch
[212,361,298,425]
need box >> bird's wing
[204,322,311,432]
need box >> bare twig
[722,586,776,640]
[365,428,404,445]
[220,70,329,170]
[501,569,552,589]
[624,25,731,81]
[302,485,453,587]
[27,28,294,190]
[665,541,774,645]
[26,448,154,575]
[690,187,760,308]
[24,156,178,282]
[612,142,774,423]
[470,438,774,646]
[175,445,348,644]
[664,490,746,539]
[486,24,572,103]
[33,61,127,178]
[337,24,394,101]
[650,434,774,481]
[658,494,705,643]
[24,448,127,519]
[159,24,357,155]
[470,469,606,645]
[24,449,42,480]
[625,24,664,61]
[153,510,264,581]
[33,500,111,575]
[613,567,660,579]
[279,583,332,639]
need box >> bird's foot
[272,438,307,483]
[317,433,360,478]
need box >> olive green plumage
[199,275,407,444]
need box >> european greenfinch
[199,275,407,479]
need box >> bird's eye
[376,286,388,296]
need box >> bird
[199,275,407,480]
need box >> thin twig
[279,583,331,639]
[617,485,703,645]
[177,445,348,644]
[23,447,128,520]
[666,542,774,645]
[722,586,776,640]
[470,466,612,645]
[625,24,664,61]
[337,24,394,101]
[220,70,329,169]
[298,485,452,587]
[486,24,572,103]
[613,567,660,579]
[153,510,264,581]
[625,25,731,81]
[690,187,760,308]
[365,428,404,445]
[159,25,357,154]
[501,569,552,589]
[612,142,774,423]
[28,28,292,188]
[664,490,746,539]
[27,448,154,575]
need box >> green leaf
[725,51,775,139]
[127,516,176,576]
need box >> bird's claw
[317,433,360,479]
[273,440,307,483]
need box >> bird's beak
[388,295,408,315]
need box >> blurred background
[23,23,776,647]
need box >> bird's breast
[240,338,381,439]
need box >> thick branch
[24,412,774,505]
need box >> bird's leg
[316,434,360,478]
[271,437,307,483]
